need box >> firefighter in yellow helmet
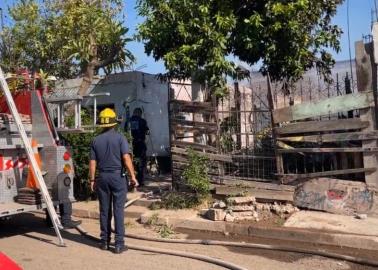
[97,108,118,127]
[89,108,138,254]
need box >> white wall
[85,72,170,157]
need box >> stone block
[355,214,368,220]
[207,208,226,221]
[228,205,255,212]
[226,196,256,205]
[199,209,209,217]
[212,201,227,209]
[231,211,254,218]
[235,216,255,221]
[225,213,235,222]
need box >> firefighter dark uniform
[90,108,133,253]
[130,108,149,186]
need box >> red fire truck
[0,70,75,218]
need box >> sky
[0,0,376,74]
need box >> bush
[149,149,212,210]
[62,110,97,200]
[150,191,202,210]
[182,149,211,196]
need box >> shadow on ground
[0,213,98,249]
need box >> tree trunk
[76,33,119,96]
[78,63,95,96]
[78,33,97,96]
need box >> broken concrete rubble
[226,196,256,205]
[212,201,227,209]
[206,208,226,221]
[355,214,368,220]
[203,197,299,222]
[225,213,235,222]
[228,205,255,212]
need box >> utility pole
[0,8,3,30]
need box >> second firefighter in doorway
[130,108,149,187]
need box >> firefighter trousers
[97,171,127,247]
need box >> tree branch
[92,46,120,68]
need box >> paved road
[0,213,376,270]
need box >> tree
[0,0,134,95]
[137,0,344,95]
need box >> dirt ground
[0,212,377,270]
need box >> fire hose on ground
[75,192,378,269]
[75,225,249,270]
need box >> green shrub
[158,224,174,238]
[63,110,97,200]
[152,192,202,210]
[182,149,211,196]
[146,213,159,226]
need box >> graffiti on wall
[294,178,374,215]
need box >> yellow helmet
[98,108,117,127]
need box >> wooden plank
[171,147,232,162]
[273,91,374,123]
[174,125,217,134]
[355,40,378,191]
[277,131,378,143]
[218,176,272,183]
[279,168,376,183]
[172,156,220,168]
[294,178,374,215]
[171,140,218,152]
[275,119,369,135]
[267,74,284,181]
[171,118,217,129]
[172,154,189,163]
[231,155,275,160]
[277,147,378,153]
[169,100,215,112]
[172,162,219,174]
[356,41,374,94]
[172,168,219,177]
[218,177,294,191]
[171,106,215,114]
[215,186,293,203]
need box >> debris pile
[202,196,299,222]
